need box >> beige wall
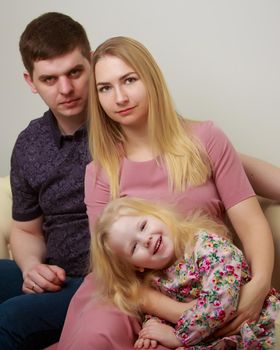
[1,0,279,175]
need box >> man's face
[24,48,91,121]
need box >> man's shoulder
[12,110,54,162]
[17,111,51,139]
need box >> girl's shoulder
[193,230,244,260]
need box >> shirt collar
[47,110,87,148]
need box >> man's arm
[10,216,66,293]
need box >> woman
[57,36,274,349]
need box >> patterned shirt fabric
[151,231,280,349]
[10,110,91,277]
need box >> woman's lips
[117,106,135,116]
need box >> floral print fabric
[151,231,280,349]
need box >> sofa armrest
[258,197,280,290]
[0,176,12,259]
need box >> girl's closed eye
[131,242,137,255]
[140,220,147,231]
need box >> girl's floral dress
[150,231,280,349]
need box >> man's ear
[135,266,145,273]
[23,72,38,94]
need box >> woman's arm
[240,153,280,201]
[216,196,274,336]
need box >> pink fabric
[85,121,254,226]
[58,121,255,349]
[58,274,169,350]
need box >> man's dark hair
[19,12,91,77]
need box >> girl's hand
[214,278,269,337]
[134,337,157,349]
[138,319,182,348]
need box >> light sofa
[0,176,279,347]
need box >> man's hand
[22,263,66,294]
[137,319,182,348]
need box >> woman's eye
[98,85,110,93]
[125,76,137,84]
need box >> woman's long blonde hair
[92,197,228,316]
[88,37,210,199]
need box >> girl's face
[95,55,149,131]
[107,214,176,271]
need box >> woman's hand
[214,278,269,337]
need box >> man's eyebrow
[96,72,136,86]
[38,64,85,80]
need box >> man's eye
[70,69,82,78]
[43,77,55,85]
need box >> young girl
[92,197,280,349]
[57,36,275,349]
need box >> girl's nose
[144,236,152,248]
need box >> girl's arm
[140,286,195,324]
[240,153,280,201]
[216,196,274,336]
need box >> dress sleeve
[84,162,111,230]
[175,232,244,346]
[197,121,255,210]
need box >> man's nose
[58,77,74,95]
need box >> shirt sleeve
[175,232,244,346]
[84,162,111,230]
[196,121,255,210]
[10,142,42,221]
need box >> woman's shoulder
[187,119,216,138]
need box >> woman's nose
[115,86,128,105]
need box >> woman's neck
[122,125,154,162]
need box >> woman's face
[95,55,149,131]
[107,214,175,271]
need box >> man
[0,12,92,349]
